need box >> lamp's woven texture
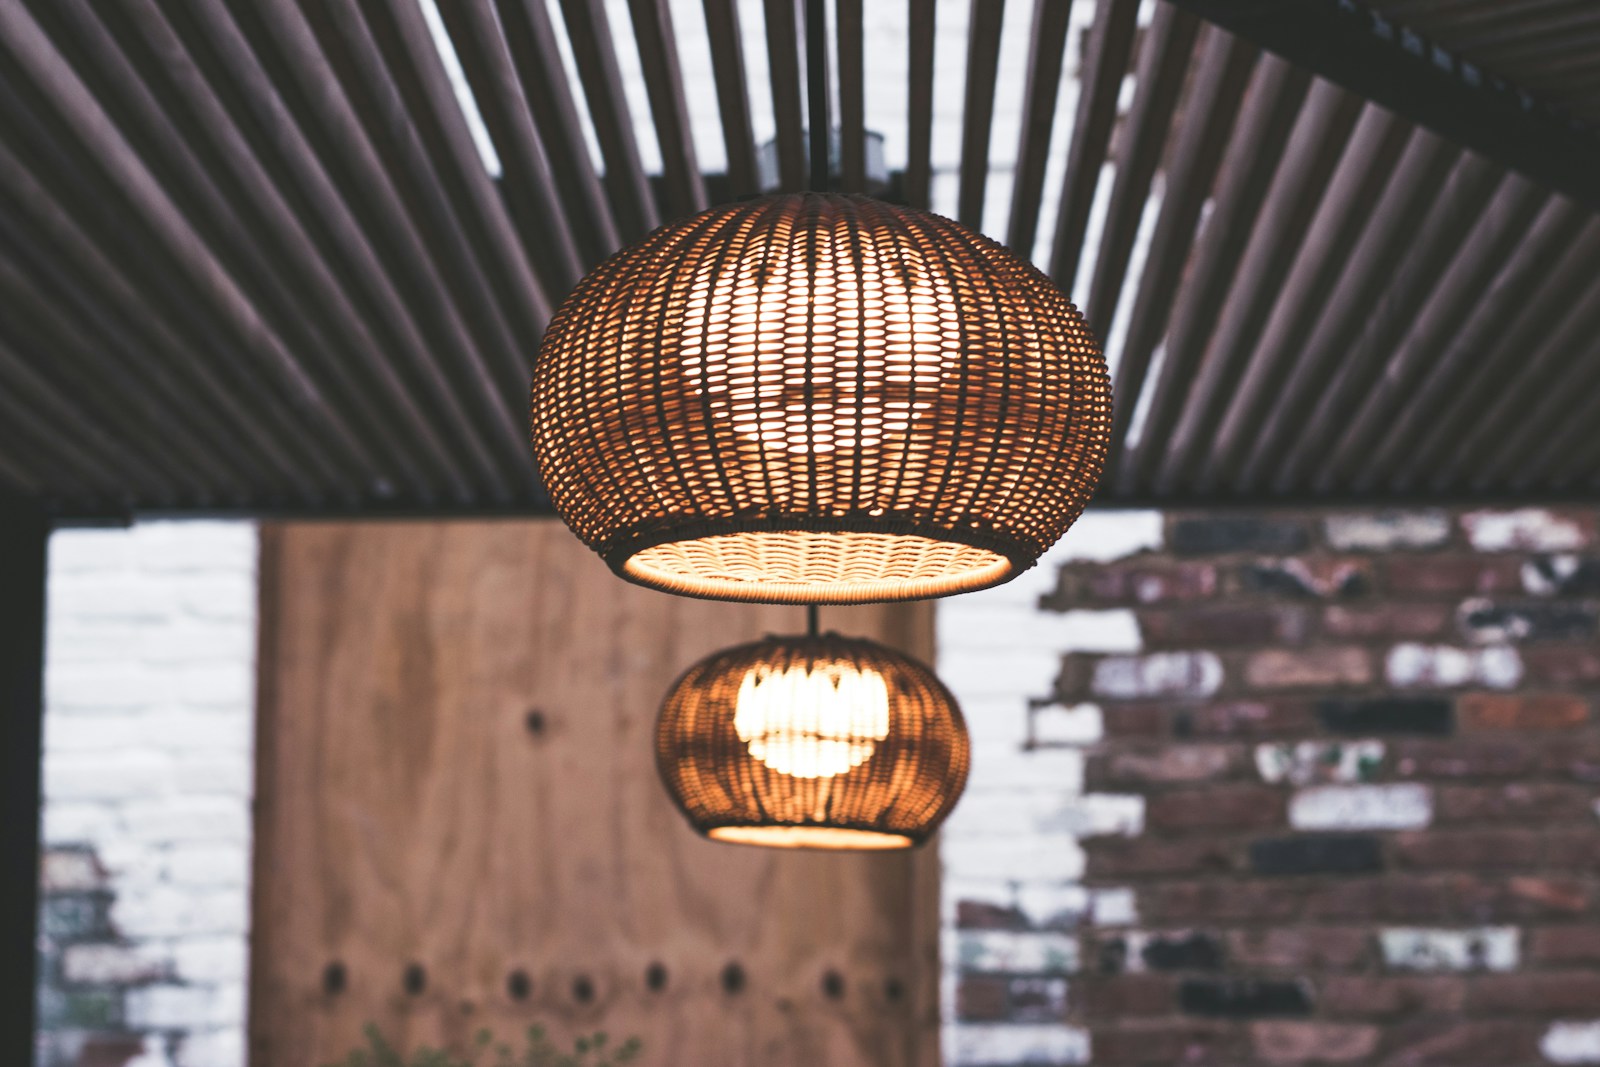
[656,633,970,850]
[533,193,1111,604]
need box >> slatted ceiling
[703,0,761,197]
[1312,168,1547,492]
[1113,53,1309,494]
[1404,220,1600,492]
[1005,0,1072,255]
[1046,0,1139,291]
[762,0,806,192]
[7,0,1600,516]
[1371,0,1600,124]
[555,0,659,239]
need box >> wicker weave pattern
[533,193,1111,603]
[655,634,970,849]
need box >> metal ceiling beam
[1159,0,1600,215]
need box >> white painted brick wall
[938,510,1161,1066]
[41,521,257,1067]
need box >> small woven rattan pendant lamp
[656,627,970,850]
[531,2,1110,605]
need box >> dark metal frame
[0,500,48,1066]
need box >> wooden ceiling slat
[764,0,807,193]
[0,335,162,503]
[904,0,935,209]
[436,0,604,283]
[702,0,761,199]
[493,0,622,260]
[1046,0,1139,293]
[555,0,660,238]
[626,0,707,217]
[1083,4,1200,336]
[1117,54,1310,495]
[1103,26,1256,459]
[956,0,1006,229]
[837,0,865,193]
[1305,168,1544,493]
[338,0,557,383]
[0,3,359,501]
[0,208,262,499]
[1216,133,1465,495]
[1005,0,1073,255]
[1393,219,1600,491]
[1151,84,1367,495]
[240,0,533,495]
[1363,195,1587,492]
[162,0,509,501]
[46,0,451,505]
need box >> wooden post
[0,500,48,1064]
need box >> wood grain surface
[248,520,941,1066]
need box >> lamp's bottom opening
[622,530,1014,603]
[707,825,914,850]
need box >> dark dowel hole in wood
[322,961,346,995]
[885,976,904,1003]
[645,962,668,992]
[507,969,532,1001]
[403,963,427,996]
[572,974,595,1003]
[524,709,547,736]
[721,961,746,994]
[822,970,845,999]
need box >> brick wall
[1019,507,1600,1067]
[37,522,258,1067]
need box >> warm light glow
[707,825,913,850]
[732,659,891,778]
[679,249,954,454]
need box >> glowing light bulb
[679,250,952,455]
[732,659,892,778]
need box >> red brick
[1521,644,1600,684]
[1529,924,1600,964]
[1046,561,1218,607]
[1320,975,1466,1018]
[1099,702,1169,738]
[1146,785,1287,833]
[1077,974,1177,1018]
[1457,692,1589,731]
[956,900,1029,930]
[1252,1021,1379,1064]
[1498,875,1591,916]
[956,975,1009,1021]
[1537,738,1600,782]
[1385,555,1523,595]
[1139,605,1310,647]
[1391,830,1542,871]
[1542,829,1600,868]
[1186,700,1316,738]
[1322,603,1452,640]
[1237,557,1373,599]
[1380,1021,1540,1066]
[1245,647,1373,689]
[1465,972,1600,1014]
[1087,744,1247,788]
[1226,927,1373,969]
[1302,876,1472,922]
[1435,783,1595,823]
[1391,739,1534,779]
[1091,1021,1243,1065]
[1086,837,1240,880]
[1143,881,1303,924]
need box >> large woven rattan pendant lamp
[531,5,1111,605]
[656,630,970,850]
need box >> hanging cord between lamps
[807,603,820,637]
[805,0,830,192]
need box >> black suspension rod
[805,0,830,190]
